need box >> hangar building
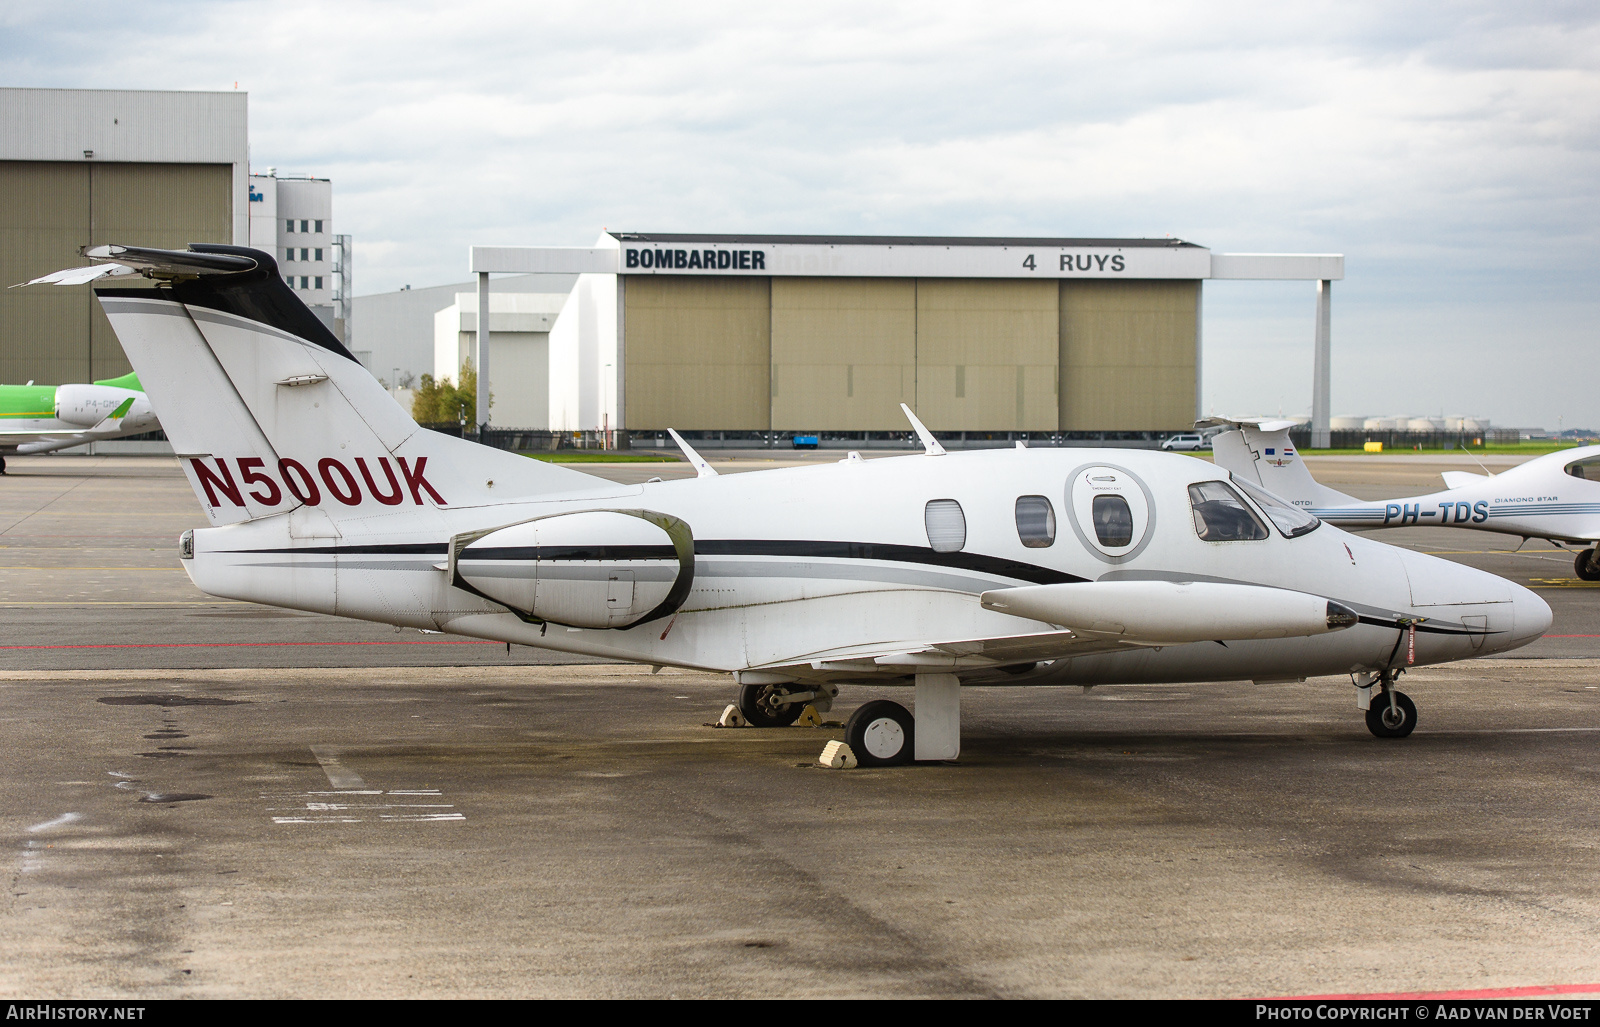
[0,87,248,385]
[465,234,1343,441]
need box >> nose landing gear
[1575,549,1600,581]
[1360,670,1417,738]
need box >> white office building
[248,171,352,351]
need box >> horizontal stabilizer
[87,397,137,435]
[979,580,1357,645]
[12,245,257,289]
[1441,470,1490,489]
[1196,416,1304,434]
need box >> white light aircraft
[28,245,1553,764]
[1207,418,1600,580]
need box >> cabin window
[1092,495,1134,547]
[925,499,967,553]
[1015,496,1056,548]
[1233,477,1320,538]
[1188,481,1269,542]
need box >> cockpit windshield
[1566,456,1600,480]
[1232,477,1322,538]
[1188,481,1270,541]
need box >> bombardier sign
[615,240,1211,278]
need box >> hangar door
[1059,279,1198,432]
[0,161,232,385]
[623,276,771,430]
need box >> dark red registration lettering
[355,457,405,505]
[236,457,283,505]
[397,457,446,505]
[190,458,244,508]
[318,458,363,506]
[278,458,321,505]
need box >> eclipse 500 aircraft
[25,244,1552,764]
[0,370,157,473]
[1207,419,1600,580]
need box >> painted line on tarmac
[310,745,369,790]
[1273,982,1600,1000]
[0,640,499,649]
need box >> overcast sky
[5,1,1598,428]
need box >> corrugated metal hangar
[0,88,248,385]
[468,235,1344,439]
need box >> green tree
[410,364,487,425]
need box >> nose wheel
[1575,549,1600,581]
[1365,689,1417,738]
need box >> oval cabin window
[925,499,967,553]
[1068,465,1151,559]
[1091,494,1133,547]
[1015,496,1056,548]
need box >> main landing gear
[845,700,915,767]
[1356,670,1418,739]
[737,682,808,728]
[734,672,961,767]
[0,455,7,475]
[1575,549,1600,581]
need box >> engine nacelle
[55,383,156,430]
[452,509,694,630]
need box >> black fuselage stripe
[223,538,1084,585]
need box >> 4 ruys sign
[189,456,446,508]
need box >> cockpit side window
[1232,477,1321,538]
[1188,481,1270,542]
[1015,496,1056,548]
[1566,456,1600,480]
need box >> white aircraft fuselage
[1308,445,1600,543]
[181,443,1547,689]
[23,243,1553,761]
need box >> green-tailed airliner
[0,370,158,474]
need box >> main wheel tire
[844,700,915,767]
[0,456,7,474]
[737,682,806,728]
[1575,551,1600,581]
[1365,690,1418,738]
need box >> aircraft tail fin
[1441,470,1490,490]
[62,244,601,527]
[1206,420,1357,510]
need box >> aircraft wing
[750,628,1147,679]
[750,580,1359,679]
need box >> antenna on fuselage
[900,404,946,456]
[667,429,718,478]
[1458,443,1495,478]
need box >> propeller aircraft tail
[1202,418,1358,511]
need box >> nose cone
[1504,581,1553,652]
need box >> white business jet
[1206,418,1600,580]
[26,245,1551,764]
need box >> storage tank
[1406,418,1439,431]
[1330,416,1365,430]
